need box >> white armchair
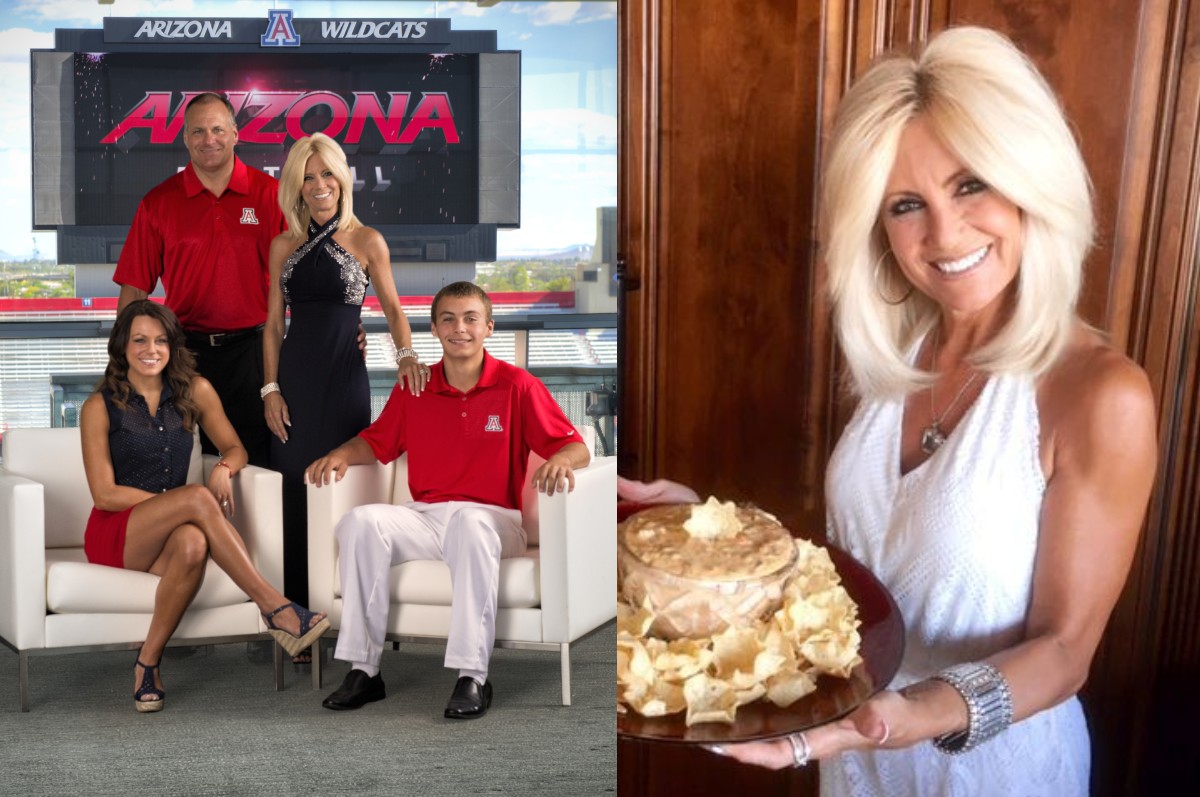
[305,437,616,705]
[0,426,286,711]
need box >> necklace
[920,331,981,455]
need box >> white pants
[332,501,526,673]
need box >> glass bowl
[618,503,799,640]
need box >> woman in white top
[620,26,1157,796]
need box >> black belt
[185,324,265,348]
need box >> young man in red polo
[305,281,590,719]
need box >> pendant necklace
[920,330,981,455]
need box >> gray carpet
[0,624,616,796]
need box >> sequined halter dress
[271,214,372,603]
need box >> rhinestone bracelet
[931,662,1013,754]
[260,382,280,399]
[393,346,419,364]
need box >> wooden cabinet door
[619,1,1200,794]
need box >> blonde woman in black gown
[263,133,426,660]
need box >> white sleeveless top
[819,371,1089,797]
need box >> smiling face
[432,296,494,363]
[124,314,170,381]
[301,152,341,221]
[880,115,1023,320]
[183,98,237,176]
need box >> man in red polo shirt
[305,281,591,719]
[114,92,284,466]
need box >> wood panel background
[618,0,1200,793]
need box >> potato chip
[640,699,669,717]
[617,599,655,637]
[651,678,687,714]
[711,626,760,679]
[687,706,740,726]
[800,627,863,677]
[684,672,738,726]
[753,649,789,682]
[765,669,817,706]
[617,531,865,727]
[624,637,656,683]
[654,640,712,679]
[779,596,831,637]
[666,637,710,658]
[734,682,767,707]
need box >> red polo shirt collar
[427,349,501,395]
[181,157,250,198]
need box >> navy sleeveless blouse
[102,382,193,493]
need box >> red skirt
[84,506,135,568]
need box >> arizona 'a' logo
[240,208,260,225]
[260,9,301,47]
[484,415,504,432]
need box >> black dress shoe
[322,669,386,711]
[444,676,493,719]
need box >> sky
[0,0,617,260]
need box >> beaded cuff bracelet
[393,346,419,364]
[932,662,1014,754]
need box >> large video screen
[72,51,478,227]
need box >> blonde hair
[278,133,362,237]
[823,26,1093,399]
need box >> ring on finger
[788,732,811,768]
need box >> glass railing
[0,313,618,460]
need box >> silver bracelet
[393,346,419,364]
[931,662,1013,754]
[260,382,280,399]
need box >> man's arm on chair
[530,441,591,497]
[305,436,378,487]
